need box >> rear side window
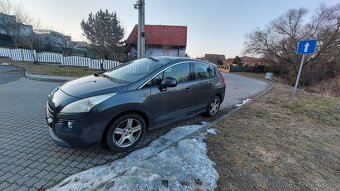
[154,62,191,85]
[194,62,215,80]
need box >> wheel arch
[215,92,223,102]
[101,109,150,145]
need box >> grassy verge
[232,72,266,80]
[0,58,100,77]
[206,83,340,191]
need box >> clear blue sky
[15,0,338,58]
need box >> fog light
[67,121,74,129]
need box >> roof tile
[126,25,187,47]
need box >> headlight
[60,93,116,113]
[49,86,59,96]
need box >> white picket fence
[10,49,24,61]
[0,48,121,70]
[37,52,63,63]
[62,56,91,67]
[89,59,120,70]
[0,48,11,57]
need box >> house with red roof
[126,25,187,57]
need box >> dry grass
[0,58,100,77]
[232,72,266,80]
[305,76,340,97]
[206,83,340,191]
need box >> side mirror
[159,77,177,91]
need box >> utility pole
[134,0,145,58]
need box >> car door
[190,62,215,114]
[150,62,192,126]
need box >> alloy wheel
[209,97,220,115]
[113,118,142,148]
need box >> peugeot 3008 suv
[46,57,226,151]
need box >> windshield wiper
[98,73,126,84]
[147,57,158,61]
[93,71,105,77]
[101,73,114,81]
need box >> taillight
[221,76,227,87]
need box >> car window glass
[210,66,216,77]
[105,58,170,83]
[141,80,152,88]
[194,62,214,79]
[153,72,163,86]
[164,62,190,83]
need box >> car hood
[60,75,128,99]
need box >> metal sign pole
[292,54,306,99]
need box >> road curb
[1,63,74,83]
[25,71,76,82]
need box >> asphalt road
[0,65,24,85]
[0,70,269,190]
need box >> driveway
[0,71,269,190]
[0,65,24,85]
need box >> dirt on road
[206,83,340,191]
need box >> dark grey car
[46,57,226,151]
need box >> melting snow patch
[49,123,218,191]
[206,128,218,135]
[235,98,251,107]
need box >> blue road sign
[297,39,317,54]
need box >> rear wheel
[207,96,221,117]
[106,114,146,151]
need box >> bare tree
[245,3,340,85]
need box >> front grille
[46,103,54,118]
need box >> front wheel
[106,114,146,151]
[207,96,221,117]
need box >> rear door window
[193,62,215,80]
[153,62,191,85]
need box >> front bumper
[46,105,108,148]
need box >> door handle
[208,83,213,87]
[185,87,191,92]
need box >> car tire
[106,113,146,152]
[206,95,221,117]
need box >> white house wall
[131,47,186,57]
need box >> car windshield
[104,58,170,83]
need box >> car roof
[151,56,215,66]
[151,56,191,62]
